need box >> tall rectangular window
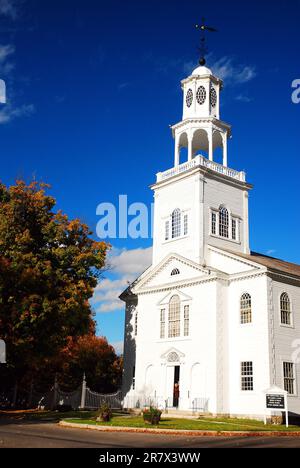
[184,214,188,236]
[283,362,295,395]
[168,296,180,338]
[160,309,165,339]
[165,221,169,241]
[184,305,189,337]
[232,219,237,240]
[211,212,217,235]
[241,361,253,391]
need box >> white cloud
[93,246,152,314]
[184,56,257,87]
[266,249,277,256]
[0,103,35,123]
[109,246,152,276]
[235,94,253,103]
[0,41,35,124]
[211,56,257,85]
[0,0,18,19]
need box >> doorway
[173,366,180,407]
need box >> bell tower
[152,24,252,267]
[173,65,230,168]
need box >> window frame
[283,361,296,396]
[160,308,166,339]
[168,295,181,338]
[279,292,293,328]
[171,209,181,239]
[219,206,229,239]
[241,361,254,392]
[158,297,191,341]
[184,305,190,337]
[210,207,240,242]
[240,293,252,325]
[163,210,189,243]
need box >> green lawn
[63,415,300,432]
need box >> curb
[59,421,300,438]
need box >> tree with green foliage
[0,180,109,389]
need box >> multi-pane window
[165,221,170,241]
[160,309,165,339]
[280,293,291,325]
[168,295,181,338]
[219,206,229,238]
[134,312,138,336]
[211,212,217,235]
[211,207,238,241]
[184,305,190,337]
[172,209,181,239]
[241,362,253,391]
[240,293,252,324]
[184,214,188,236]
[232,219,237,240]
[132,366,136,390]
[283,362,295,395]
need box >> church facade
[120,61,300,419]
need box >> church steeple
[172,63,231,168]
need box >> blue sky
[0,0,299,353]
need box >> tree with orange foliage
[0,180,109,389]
[57,335,122,393]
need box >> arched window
[219,206,229,238]
[280,293,291,325]
[240,293,252,324]
[171,268,180,276]
[172,209,181,239]
[168,295,180,338]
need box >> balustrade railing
[157,155,245,183]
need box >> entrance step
[161,409,200,419]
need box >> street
[0,420,300,448]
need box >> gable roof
[224,249,300,278]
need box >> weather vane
[195,18,218,66]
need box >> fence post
[80,373,87,410]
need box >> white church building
[120,59,300,419]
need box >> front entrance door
[173,366,180,407]
[166,366,180,408]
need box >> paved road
[1,420,300,448]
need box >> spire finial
[195,18,218,66]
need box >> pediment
[161,347,185,362]
[133,253,211,292]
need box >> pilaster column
[208,128,213,161]
[188,131,193,161]
[222,132,228,167]
[174,135,180,167]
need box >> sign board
[263,385,288,428]
[266,394,285,409]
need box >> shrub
[142,407,162,425]
[96,403,112,422]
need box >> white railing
[157,155,246,183]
